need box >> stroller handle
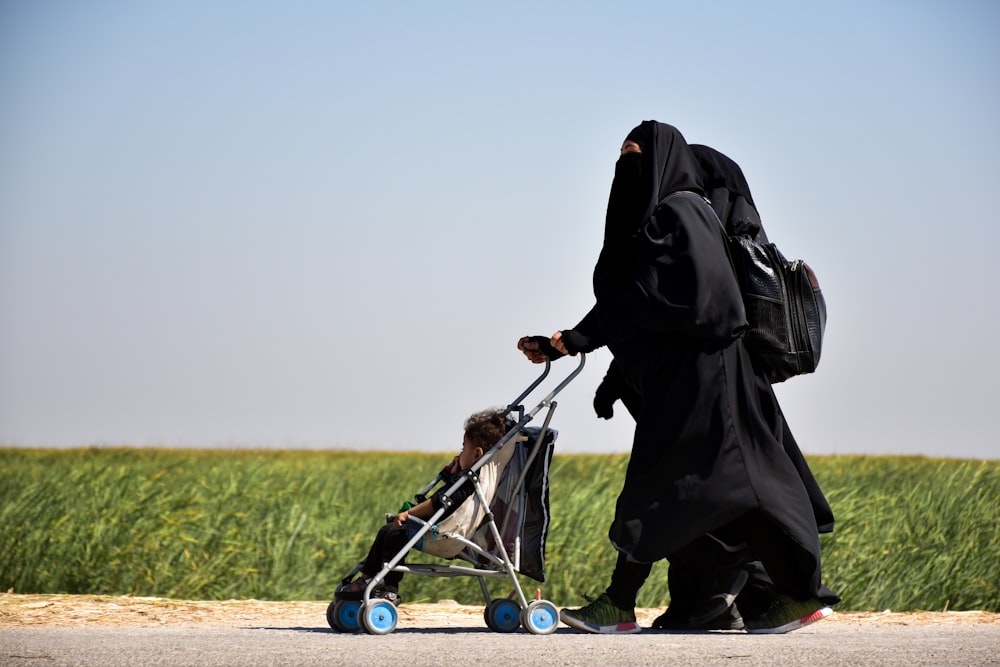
[505,352,585,417]
[415,353,586,499]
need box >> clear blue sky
[2,1,997,459]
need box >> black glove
[525,335,564,360]
[593,380,618,419]
[593,362,624,419]
[559,329,591,355]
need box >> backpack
[651,191,827,383]
[724,234,827,383]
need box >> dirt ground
[2,593,998,629]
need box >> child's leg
[361,523,411,588]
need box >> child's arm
[394,497,434,526]
[394,456,465,526]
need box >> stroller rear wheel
[485,598,522,633]
[327,599,360,632]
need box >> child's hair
[463,408,510,450]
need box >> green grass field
[1,448,997,611]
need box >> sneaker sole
[559,609,641,635]
[746,606,832,634]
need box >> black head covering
[597,121,704,300]
[626,121,704,221]
[604,121,704,242]
[689,144,766,241]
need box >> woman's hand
[550,331,569,356]
[394,510,409,527]
[553,329,590,355]
[518,336,551,364]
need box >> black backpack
[724,234,827,383]
[654,191,827,383]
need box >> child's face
[458,434,484,470]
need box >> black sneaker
[371,585,401,606]
[651,603,744,631]
[688,568,750,627]
[334,576,370,602]
[699,604,744,630]
[649,604,691,630]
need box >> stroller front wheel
[360,600,399,635]
[522,599,559,635]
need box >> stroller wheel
[522,599,559,635]
[360,600,398,635]
[486,598,521,633]
[483,605,496,631]
[328,599,360,632]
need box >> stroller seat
[466,427,555,582]
[419,431,519,558]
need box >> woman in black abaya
[518,121,838,634]
[593,143,836,630]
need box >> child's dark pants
[362,523,411,588]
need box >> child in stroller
[335,408,511,606]
[328,352,585,635]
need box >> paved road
[4,622,999,666]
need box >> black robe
[575,122,836,603]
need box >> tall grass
[1,448,997,611]
[816,456,999,611]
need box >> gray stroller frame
[327,353,586,635]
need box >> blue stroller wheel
[486,598,522,633]
[521,600,559,635]
[483,605,497,631]
[360,600,398,635]
[328,599,360,632]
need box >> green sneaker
[744,595,831,634]
[559,593,640,634]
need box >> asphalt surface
[4,621,999,666]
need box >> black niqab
[626,121,704,221]
[594,121,710,312]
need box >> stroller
[326,353,586,635]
